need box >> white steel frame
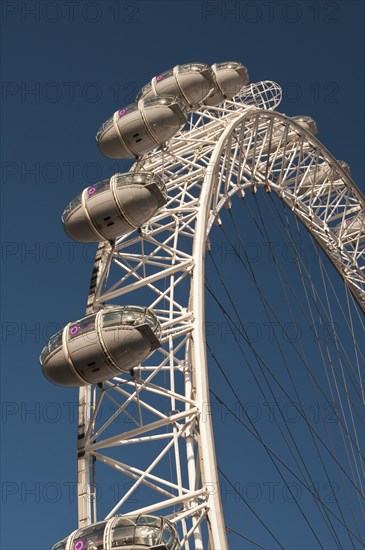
[76,80,365,549]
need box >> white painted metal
[76,79,364,548]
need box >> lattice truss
[77,80,365,547]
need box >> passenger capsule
[293,160,350,193]
[51,514,180,550]
[281,164,327,193]
[280,115,318,141]
[62,172,167,242]
[203,61,249,106]
[136,62,216,109]
[40,306,161,387]
[261,115,318,155]
[338,160,351,175]
[281,160,352,196]
[291,115,318,135]
[96,96,187,159]
[333,210,365,243]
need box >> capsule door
[83,181,133,241]
[101,309,156,372]
[66,315,117,384]
[141,99,186,145]
[113,174,165,230]
[117,107,157,157]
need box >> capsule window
[145,314,157,330]
[135,525,160,545]
[102,310,123,328]
[114,174,134,187]
[131,174,148,184]
[142,95,188,116]
[178,62,208,73]
[40,346,49,365]
[215,61,241,70]
[40,329,63,364]
[138,515,161,526]
[113,172,163,191]
[86,179,110,199]
[117,103,139,118]
[292,115,311,123]
[50,539,67,550]
[162,523,176,547]
[134,515,162,546]
[96,116,114,140]
[52,516,179,550]
[68,314,96,339]
[136,81,152,101]
[126,306,145,314]
[155,68,174,82]
[122,310,144,326]
[144,311,161,338]
[49,330,63,353]
[143,96,173,108]
[72,521,106,550]
[62,195,82,223]
[111,517,136,546]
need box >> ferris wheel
[41,62,365,550]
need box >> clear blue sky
[1,1,364,549]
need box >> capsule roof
[214,61,245,70]
[136,62,215,108]
[136,61,249,110]
[51,515,180,550]
[143,95,188,112]
[137,63,212,101]
[291,115,318,135]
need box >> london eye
[41,62,364,550]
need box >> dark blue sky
[1,1,364,549]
